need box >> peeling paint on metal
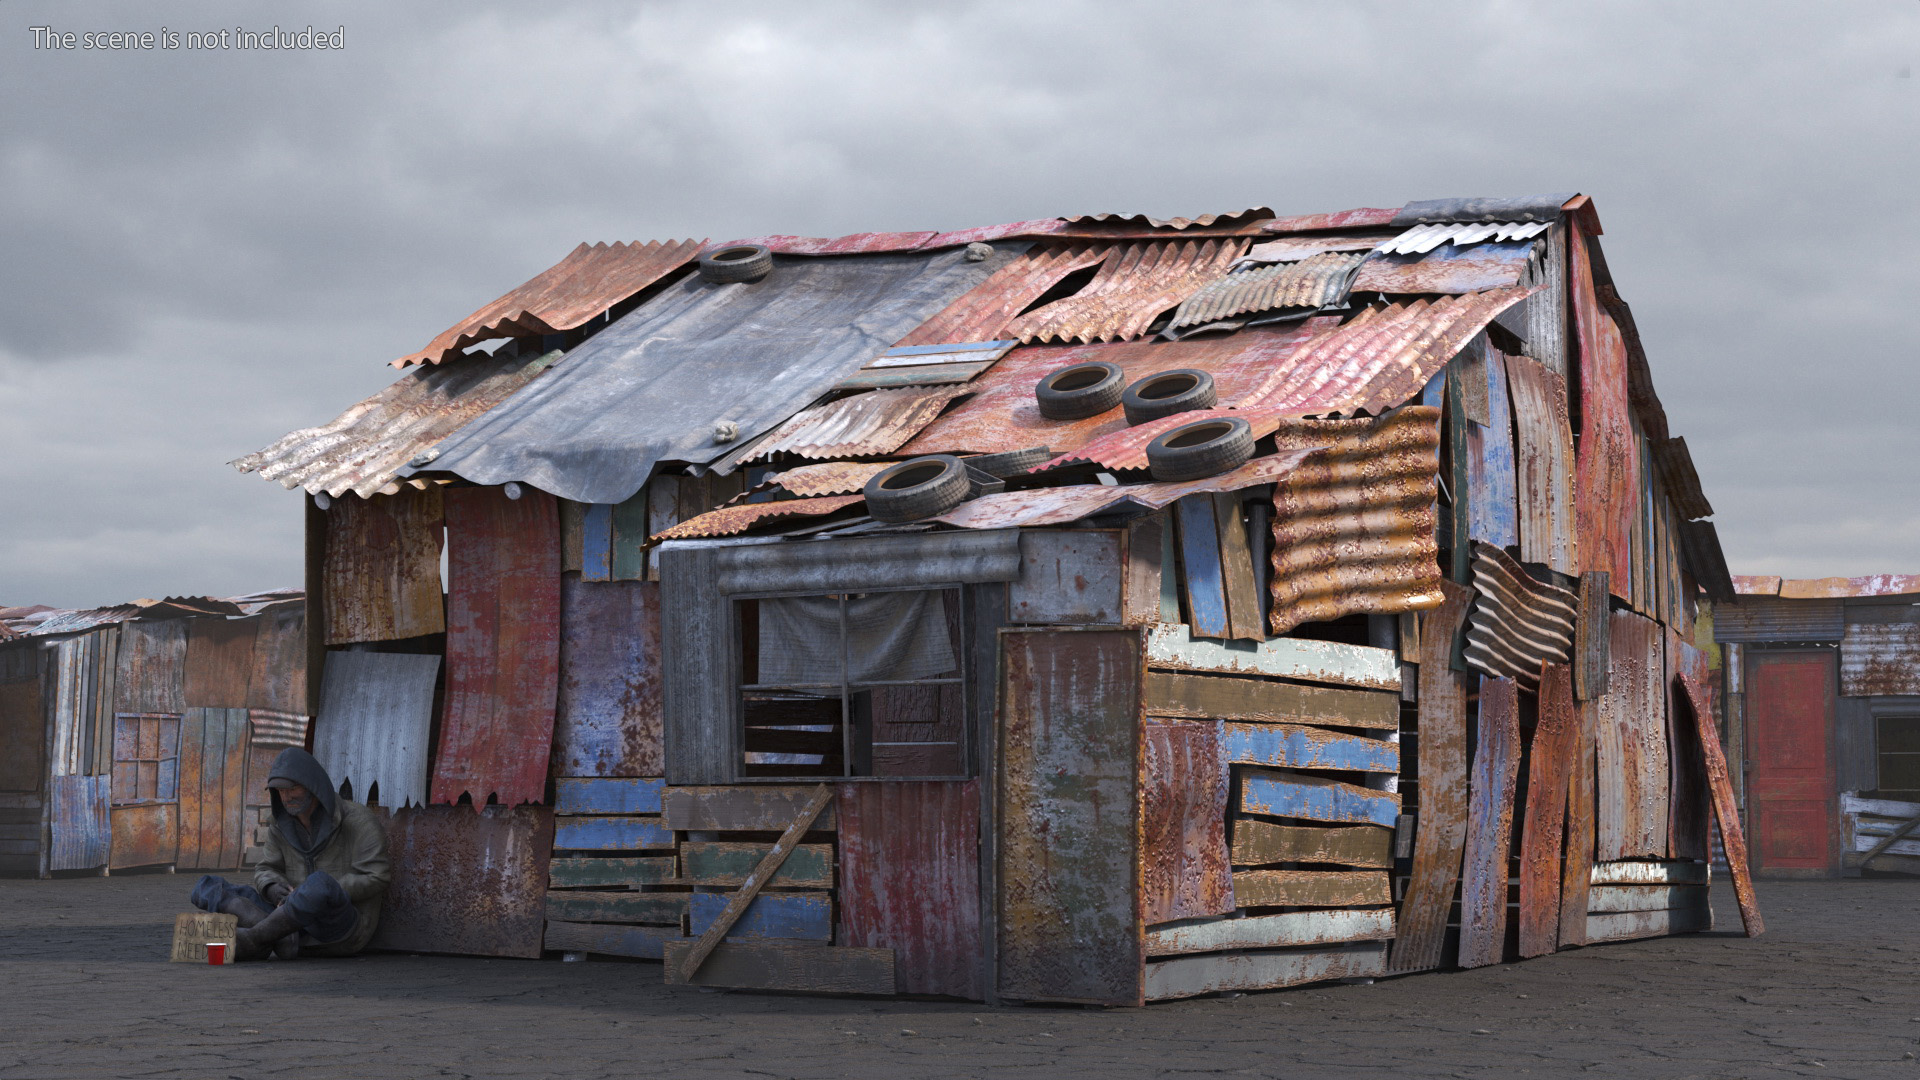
[554,577,664,778]
[1841,624,1920,695]
[1352,241,1538,295]
[1570,221,1638,595]
[1140,718,1232,925]
[1595,610,1668,862]
[1463,542,1577,691]
[839,780,982,999]
[1458,676,1520,969]
[1144,623,1399,691]
[1390,580,1474,974]
[1506,353,1579,576]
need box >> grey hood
[267,746,340,863]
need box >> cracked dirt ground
[1,876,1916,1080]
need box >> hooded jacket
[253,747,391,955]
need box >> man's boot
[215,893,273,930]
[235,903,304,961]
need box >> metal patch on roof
[894,246,1109,347]
[1463,542,1578,691]
[1006,238,1249,344]
[1841,624,1920,696]
[1259,207,1401,233]
[1732,575,1782,596]
[933,450,1319,529]
[651,494,865,540]
[395,241,703,367]
[836,340,1017,390]
[234,348,559,498]
[1352,240,1537,295]
[1781,575,1920,599]
[1377,222,1550,256]
[1065,208,1274,230]
[1167,252,1365,332]
[762,461,893,499]
[747,385,974,462]
[1237,233,1387,266]
[716,231,939,255]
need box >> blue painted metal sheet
[551,815,674,851]
[48,774,110,871]
[580,503,614,582]
[688,890,833,942]
[554,777,664,815]
[1221,722,1399,773]
[1467,350,1519,548]
[1239,768,1399,827]
[610,490,650,580]
[553,577,663,778]
[1175,495,1229,639]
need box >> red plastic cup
[206,942,227,965]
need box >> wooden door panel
[1744,651,1835,875]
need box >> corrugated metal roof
[1732,575,1782,596]
[1391,195,1578,226]
[1006,239,1249,344]
[651,494,866,540]
[414,246,1023,505]
[1676,518,1735,602]
[1037,408,1300,473]
[717,231,938,254]
[934,450,1321,529]
[234,347,559,498]
[1651,436,1714,521]
[4,591,304,639]
[746,385,973,461]
[894,245,1109,347]
[1780,575,1920,599]
[1065,208,1274,230]
[1167,252,1365,331]
[1237,233,1387,266]
[1377,222,1551,255]
[1267,407,1444,634]
[1351,240,1537,295]
[761,461,893,499]
[1712,596,1845,643]
[1463,542,1578,691]
[1259,208,1400,233]
[1841,624,1920,696]
[395,240,704,367]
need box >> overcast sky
[2,1,1915,609]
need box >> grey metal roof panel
[414,246,1023,504]
[1391,194,1578,226]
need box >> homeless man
[188,747,390,960]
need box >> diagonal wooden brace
[666,784,834,985]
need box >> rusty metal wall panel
[1458,676,1521,969]
[1570,222,1638,596]
[1139,718,1231,926]
[233,349,559,498]
[1389,580,1474,974]
[1007,530,1124,625]
[1261,206,1401,233]
[1505,353,1579,575]
[1666,627,1711,862]
[1167,252,1365,331]
[1466,349,1519,548]
[1517,662,1575,957]
[314,650,440,810]
[1712,597,1845,644]
[321,488,446,645]
[0,672,44,792]
[396,240,703,367]
[1463,542,1578,691]
[1560,692,1601,946]
[245,607,306,714]
[1004,238,1248,344]
[1595,611,1668,862]
[554,576,663,778]
[895,244,1109,346]
[49,629,118,779]
[113,619,187,715]
[434,487,561,807]
[997,628,1143,1005]
[108,802,177,869]
[48,774,109,871]
[1352,240,1536,295]
[182,617,258,709]
[839,779,982,999]
[175,707,249,869]
[373,803,556,957]
[1268,407,1444,634]
[746,385,974,461]
[1841,624,1920,696]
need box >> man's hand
[264,882,292,906]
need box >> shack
[0,591,307,877]
[234,193,1761,1002]
[1712,574,1920,878]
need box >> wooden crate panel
[688,890,832,942]
[1585,904,1711,943]
[1590,860,1709,885]
[1588,884,1708,914]
[1229,820,1391,868]
[1232,869,1391,908]
[663,940,895,994]
[544,920,681,959]
[662,786,837,831]
[555,777,664,816]
[679,842,833,887]
[552,816,674,851]
[1221,722,1399,772]
[1144,671,1400,730]
[1238,769,1399,828]
[544,891,687,926]
[1144,942,1388,1001]
[1145,909,1394,957]
[548,856,676,889]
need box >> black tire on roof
[698,244,774,284]
[1145,417,1255,482]
[1034,362,1125,420]
[1122,369,1217,426]
[863,455,972,522]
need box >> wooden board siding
[1220,722,1399,772]
[1229,819,1392,868]
[1390,579,1475,974]
[1145,909,1395,957]
[182,618,258,711]
[551,816,674,851]
[555,777,664,816]
[1517,662,1575,957]
[547,856,676,889]
[678,842,833,887]
[1145,942,1388,1001]
[1585,904,1712,943]
[839,779,983,999]
[1214,493,1265,641]
[661,940,896,995]
[662,786,838,831]
[1680,671,1764,936]
[1232,869,1391,908]
[321,487,445,645]
[1595,610,1668,861]
[543,921,680,959]
[1175,495,1230,639]
[544,890,686,925]
[553,577,664,778]
[176,707,249,869]
[1139,720,1232,925]
[1144,671,1399,729]
[1458,676,1521,969]
[1238,769,1399,827]
[688,890,833,942]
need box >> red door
[1745,650,1836,876]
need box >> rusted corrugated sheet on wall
[839,780,982,999]
[1139,718,1232,925]
[182,617,257,709]
[1391,581,1474,974]
[1570,222,1638,596]
[48,774,109,871]
[998,628,1143,1006]
[1463,542,1577,692]
[553,576,663,778]
[372,804,556,957]
[894,244,1109,346]
[746,384,973,461]
[395,240,704,367]
[245,607,306,714]
[1841,624,1920,695]
[433,487,561,807]
[322,488,446,645]
[1505,354,1579,575]
[177,706,250,869]
[1005,239,1248,344]
[1595,611,1668,862]
[113,619,186,715]
[314,650,440,810]
[1267,408,1444,634]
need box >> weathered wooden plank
[1221,722,1399,772]
[1589,860,1709,885]
[1140,719,1232,925]
[1213,493,1264,641]
[1559,695,1600,947]
[1518,662,1575,957]
[1390,579,1475,974]
[1459,676,1521,969]
[554,777,665,816]
[1232,869,1391,908]
[544,890,687,925]
[1144,671,1398,730]
[1679,671,1763,937]
[1239,769,1399,828]
[548,856,676,889]
[661,786,837,832]
[1849,832,1920,859]
[552,816,675,851]
[1145,625,1401,692]
[1588,884,1707,914]
[1145,909,1395,957]
[1841,793,1920,819]
[678,842,833,887]
[1595,610,1667,861]
[663,939,896,994]
[1230,819,1392,868]
[688,890,832,942]
[669,786,833,984]
[1175,494,1230,639]
[1574,571,1611,701]
[610,488,651,581]
[838,779,982,999]
[544,920,680,959]
[1585,904,1711,943]
[1144,942,1388,1002]
[1122,513,1168,627]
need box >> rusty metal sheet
[1711,596,1845,643]
[1352,240,1536,295]
[1666,627,1711,862]
[1678,671,1763,936]
[181,617,257,710]
[1006,238,1249,344]
[1466,347,1519,547]
[1140,718,1231,926]
[176,707,249,869]
[554,577,663,778]
[50,629,119,778]
[1463,541,1577,691]
[1459,676,1521,969]
[934,450,1319,530]
[997,628,1143,1006]
[1518,662,1575,957]
[920,218,1073,248]
[314,650,439,809]
[1595,610,1667,862]
[1007,530,1124,625]
[1841,624,1920,695]
[1259,207,1401,233]
[247,709,307,749]
[320,487,446,645]
[651,494,864,540]
[1782,575,1920,599]
[1238,233,1389,265]
[372,803,556,957]
[1506,353,1579,575]
[395,240,703,367]
[234,349,559,498]
[1267,407,1445,634]
[1570,222,1638,595]
[1733,575,1782,596]
[838,779,982,999]
[1166,252,1365,332]
[1037,409,1306,473]
[716,230,938,254]
[1651,436,1713,521]
[745,385,973,461]
[113,619,186,714]
[433,486,561,807]
[894,245,1109,347]
[1559,692,1600,946]
[763,461,892,499]
[109,803,177,869]
[1066,208,1273,231]
[48,775,109,871]
[1389,580,1473,974]
[245,607,306,714]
